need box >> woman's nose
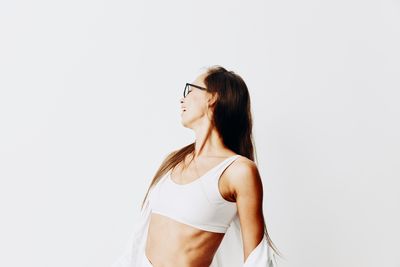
[180,98,184,104]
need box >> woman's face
[180,72,215,129]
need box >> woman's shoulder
[225,155,262,189]
[232,154,257,169]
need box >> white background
[0,0,399,266]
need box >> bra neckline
[168,154,240,186]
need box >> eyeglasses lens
[184,84,189,97]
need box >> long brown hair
[140,65,281,257]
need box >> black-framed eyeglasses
[183,83,207,97]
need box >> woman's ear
[207,92,218,108]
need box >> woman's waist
[146,214,224,266]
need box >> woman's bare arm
[229,159,265,262]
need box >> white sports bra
[151,155,241,233]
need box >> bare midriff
[145,213,225,267]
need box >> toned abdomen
[145,212,225,267]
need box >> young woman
[112,66,280,267]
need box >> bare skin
[145,72,265,266]
[146,151,238,267]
